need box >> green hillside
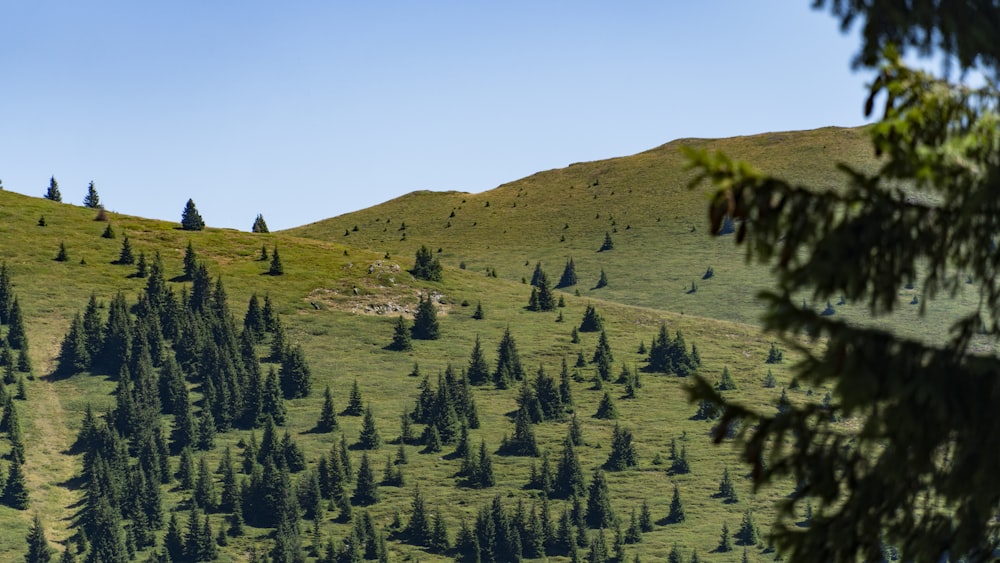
[0,178,805,562]
[0,126,972,562]
[288,127,878,326]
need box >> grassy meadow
[0,126,977,561]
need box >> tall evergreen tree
[58,312,90,374]
[352,453,378,506]
[718,465,738,503]
[24,514,52,563]
[357,405,381,450]
[344,379,364,416]
[667,484,685,523]
[594,391,618,419]
[412,245,443,281]
[403,486,432,546]
[585,469,615,529]
[116,235,135,265]
[268,246,284,276]
[717,522,732,553]
[498,406,539,457]
[736,509,761,546]
[467,335,490,385]
[0,262,12,324]
[493,327,525,389]
[180,198,205,231]
[44,176,62,202]
[251,214,269,233]
[557,258,578,288]
[316,385,338,432]
[83,181,100,208]
[411,294,440,340]
[604,424,638,470]
[599,232,614,251]
[579,304,603,332]
[388,315,412,351]
[279,344,311,398]
[554,434,585,499]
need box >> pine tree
[557,258,578,288]
[262,366,287,425]
[177,446,195,489]
[268,246,284,275]
[763,368,778,388]
[411,294,440,340]
[472,300,485,319]
[717,522,732,552]
[352,453,378,506]
[585,469,615,529]
[0,262,11,324]
[183,241,198,280]
[493,326,525,389]
[467,335,491,385]
[193,455,218,511]
[594,391,618,419]
[316,385,338,432]
[499,405,539,456]
[116,235,135,265]
[717,366,738,391]
[180,198,205,231]
[554,434,585,499]
[358,405,381,450]
[251,214,269,233]
[388,315,412,351]
[639,499,654,532]
[667,484,685,523]
[670,446,691,475]
[736,509,761,546]
[596,231,614,252]
[58,313,90,374]
[412,245,443,281]
[24,513,52,563]
[134,251,147,278]
[345,379,364,416]
[474,439,495,487]
[404,486,432,546]
[55,242,68,262]
[579,304,603,332]
[83,181,100,208]
[595,269,608,289]
[88,497,127,562]
[765,341,783,364]
[605,424,638,470]
[718,466,738,503]
[44,176,61,202]
[279,344,311,399]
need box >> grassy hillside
[0,185,812,562]
[288,127,877,326]
[287,126,990,348]
[1,126,982,562]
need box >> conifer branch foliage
[686,5,1000,561]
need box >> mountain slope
[0,187,802,561]
[287,127,878,327]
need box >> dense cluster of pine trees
[0,263,32,511]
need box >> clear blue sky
[0,1,872,231]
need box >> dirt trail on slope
[23,372,80,546]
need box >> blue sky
[0,1,872,231]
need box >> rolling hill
[0,126,963,562]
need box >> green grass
[0,126,960,561]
